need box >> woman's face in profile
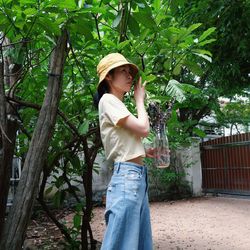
[107,65,134,94]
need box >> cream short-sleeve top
[98,93,145,162]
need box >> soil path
[91,196,250,250]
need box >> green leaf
[117,40,130,50]
[193,53,212,62]
[112,12,122,28]
[75,203,83,212]
[163,59,171,71]
[45,186,53,195]
[128,15,140,36]
[44,34,56,45]
[183,60,203,76]
[173,64,181,75]
[71,15,94,41]
[165,79,186,102]
[145,74,156,82]
[199,38,216,46]
[87,6,107,14]
[45,0,77,10]
[199,27,216,42]
[192,49,212,57]
[152,0,161,11]
[79,120,89,135]
[165,80,200,102]
[139,28,150,41]
[20,0,36,5]
[133,11,156,29]
[181,83,201,94]
[53,190,65,207]
[37,16,60,36]
[69,155,81,169]
[78,0,85,8]
[193,127,206,138]
[73,214,82,229]
[55,175,65,188]
[23,8,37,16]
[102,38,116,47]
[187,23,202,33]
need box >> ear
[105,73,112,82]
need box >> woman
[96,53,153,250]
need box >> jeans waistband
[114,161,147,175]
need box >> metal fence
[200,133,250,195]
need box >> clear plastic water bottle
[153,124,170,168]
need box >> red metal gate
[200,133,250,195]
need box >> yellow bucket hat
[97,53,139,90]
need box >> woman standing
[95,53,153,250]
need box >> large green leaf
[193,52,212,62]
[199,38,216,46]
[37,16,61,36]
[128,15,140,36]
[165,79,187,102]
[71,18,94,41]
[187,23,202,33]
[192,49,212,57]
[165,79,200,102]
[183,60,203,76]
[133,11,156,29]
[199,27,216,42]
[112,12,122,28]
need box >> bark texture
[0,40,21,239]
[0,30,68,249]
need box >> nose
[128,72,132,80]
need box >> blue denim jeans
[101,162,153,250]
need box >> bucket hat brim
[97,53,139,91]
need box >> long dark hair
[93,69,114,108]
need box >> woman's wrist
[135,98,145,105]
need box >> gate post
[178,138,203,196]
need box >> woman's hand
[145,147,155,158]
[134,77,146,103]
[117,76,149,137]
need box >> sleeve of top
[102,95,131,126]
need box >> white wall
[176,139,203,196]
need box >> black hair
[93,69,114,109]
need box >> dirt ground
[91,196,250,250]
[26,196,250,249]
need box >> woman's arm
[117,77,150,137]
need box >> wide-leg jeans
[100,161,153,250]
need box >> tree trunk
[81,133,102,250]
[0,30,68,249]
[0,41,21,239]
[0,58,8,239]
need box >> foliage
[217,97,250,134]
[175,0,250,96]
[2,0,242,248]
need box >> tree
[0,0,217,248]
[175,0,250,96]
[1,29,68,249]
[217,97,250,135]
